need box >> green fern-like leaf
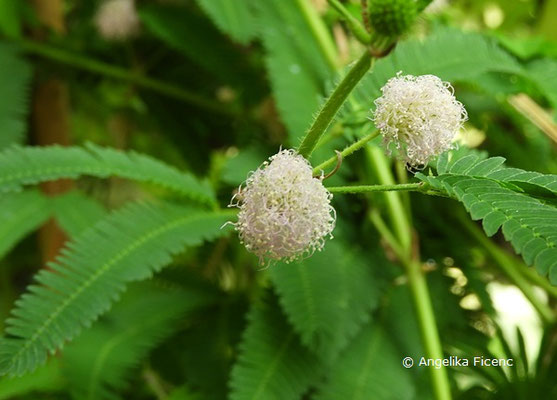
[270,240,380,362]
[51,191,107,238]
[139,3,254,88]
[229,294,320,400]
[63,282,215,400]
[0,202,234,377]
[195,0,256,44]
[313,322,415,400]
[0,144,216,206]
[350,28,523,112]
[255,1,333,143]
[0,190,50,261]
[0,43,32,149]
[417,152,557,283]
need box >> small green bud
[368,0,418,37]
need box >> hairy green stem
[327,182,424,194]
[295,0,339,71]
[395,160,413,221]
[17,39,232,116]
[313,130,379,173]
[298,51,373,158]
[459,213,556,324]
[327,0,371,44]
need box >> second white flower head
[373,73,468,167]
[231,149,335,264]
[95,0,140,41]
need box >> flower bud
[372,73,468,167]
[95,0,140,41]
[368,0,417,37]
[230,149,336,264]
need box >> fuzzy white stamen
[95,0,140,41]
[230,149,336,264]
[372,73,468,167]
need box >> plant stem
[294,0,339,71]
[17,39,233,116]
[313,130,379,173]
[298,51,373,158]
[327,182,424,194]
[327,0,371,44]
[403,258,453,400]
[368,210,405,257]
[365,146,413,253]
[459,213,556,324]
[363,145,451,400]
[142,365,168,400]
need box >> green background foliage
[0,0,557,399]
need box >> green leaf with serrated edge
[255,1,333,143]
[270,240,379,362]
[139,4,255,89]
[467,157,506,176]
[0,202,234,377]
[436,152,450,174]
[229,294,320,400]
[195,0,256,44]
[482,211,507,237]
[313,322,415,400]
[63,282,215,400]
[0,144,216,206]
[469,201,494,220]
[535,249,557,276]
[416,151,557,285]
[0,43,31,149]
[350,28,524,113]
[449,155,480,174]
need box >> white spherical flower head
[373,73,468,167]
[95,0,140,41]
[230,149,336,264]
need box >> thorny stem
[458,212,556,324]
[297,51,373,158]
[17,39,234,117]
[327,182,425,194]
[312,130,380,174]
